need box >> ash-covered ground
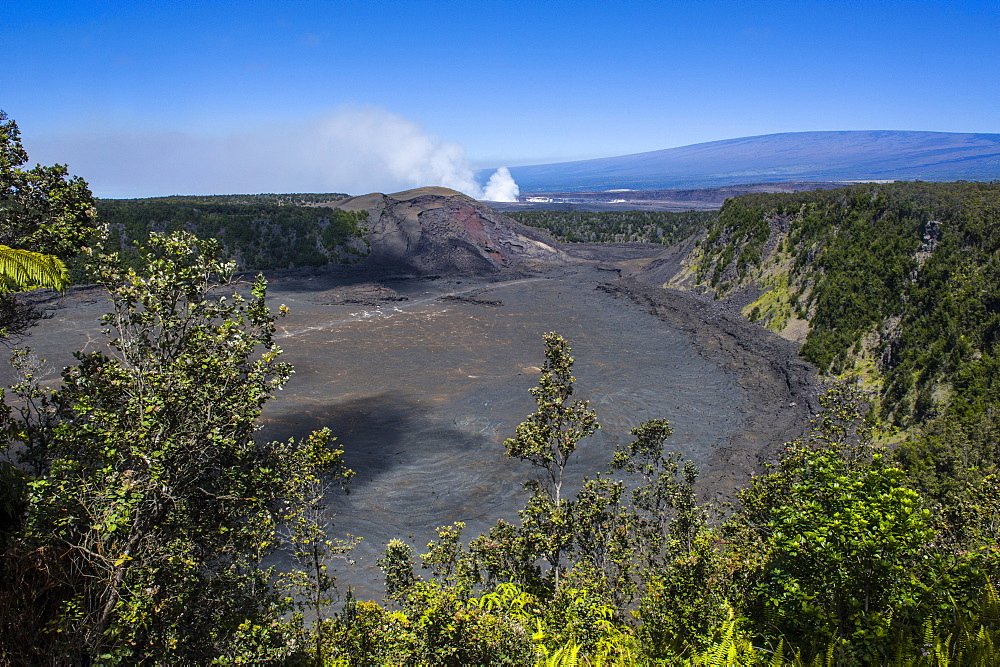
[2,252,818,601]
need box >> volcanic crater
[2,190,819,598]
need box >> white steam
[313,108,519,201]
[315,108,478,195]
[28,106,521,201]
[482,166,520,202]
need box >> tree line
[145,193,351,206]
[96,198,369,273]
[507,210,714,245]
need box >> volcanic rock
[337,187,569,275]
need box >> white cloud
[26,106,520,201]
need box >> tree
[610,418,699,567]
[279,429,356,666]
[729,387,939,662]
[0,111,97,259]
[2,231,344,663]
[498,332,599,592]
[610,420,728,655]
[504,333,599,507]
[379,538,419,602]
[0,110,97,337]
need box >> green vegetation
[142,192,350,206]
[5,317,999,663]
[96,197,368,271]
[692,182,1000,418]
[2,111,999,663]
[688,180,1000,569]
[311,348,999,666]
[0,246,70,293]
[0,110,98,336]
[1,232,352,663]
[695,184,1000,411]
[0,112,98,262]
[507,209,713,244]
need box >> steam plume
[482,166,520,202]
[314,108,519,201]
[28,106,521,201]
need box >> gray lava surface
[2,263,818,600]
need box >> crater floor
[3,262,817,600]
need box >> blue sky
[4,0,998,197]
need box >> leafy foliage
[6,320,1000,663]
[0,110,98,335]
[722,386,999,665]
[505,332,600,506]
[350,359,998,665]
[485,333,601,592]
[96,197,368,272]
[688,181,1000,537]
[0,245,69,293]
[279,428,356,665]
[692,181,1000,423]
[0,111,99,261]
[0,232,349,663]
[142,192,350,206]
[508,209,713,244]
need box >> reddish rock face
[451,203,503,263]
[338,188,568,275]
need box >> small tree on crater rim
[505,332,599,505]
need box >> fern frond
[541,642,581,667]
[768,638,785,667]
[984,582,1000,621]
[0,246,70,292]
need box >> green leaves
[508,209,713,245]
[0,245,70,293]
[2,230,336,662]
[0,111,98,261]
[0,110,98,338]
[94,198,368,273]
[723,386,983,663]
[379,539,418,601]
[498,333,603,593]
[505,332,599,497]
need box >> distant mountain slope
[505,131,1000,192]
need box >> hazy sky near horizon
[5,0,999,197]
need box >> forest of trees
[507,210,714,245]
[92,202,712,278]
[96,197,368,272]
[685,182,1000,537]
[2,110,1000,664]
[146,193,351,206]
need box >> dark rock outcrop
[337,187,569,275]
